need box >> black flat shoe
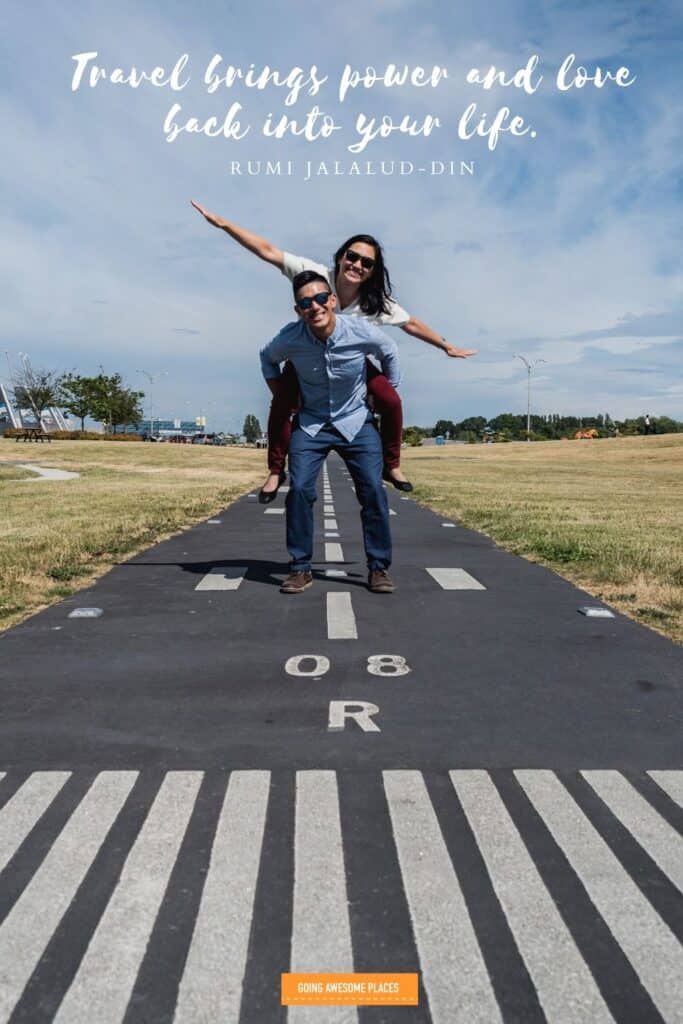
[383,469,413,493]
[258,471,287,504]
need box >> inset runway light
[578,606,615,618]
[68,608,103,618]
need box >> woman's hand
[443,344,477,358]
[190,200,223,228]
[190,201,284,267]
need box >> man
[260,270,399,595]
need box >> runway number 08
[285,655,411,677]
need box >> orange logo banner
[281,973,419,1006]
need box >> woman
[190,201,476,499]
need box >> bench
[15,427,51,443]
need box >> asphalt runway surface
[1,453,681,1022]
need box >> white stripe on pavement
[324,543,344,562]
[426,569,486,591]
[451,770,614,1024]
[194,568,247,591]
[326,593,358,640]
[324,519,338,531]
[516,770,683,1024]
[0,772,138,1024]
[648,771,683,808]
[324,533,340,539]
[55,772,202,1024]
[290,771,356,1023]
[264,508,285,515]
[583,771,683,892]
[384,771,502,1024]
[389,509,397,516]
[323,505,335,514]
[0,772,71,875]
[174,772,270,1023]
[325,570,348,577]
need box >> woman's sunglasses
[296,291,332,311]
[345,249,375,271]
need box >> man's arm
[259,329,292,383]
[191,201,284,269]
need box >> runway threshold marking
[326,592,358,639]
[384,770,502,1023]
[452,770,613,1023]
[648,771,683,808]
[426,569,486,590]
[54,773,201,1024]
[0,772,139,1023]
[0,770,680,1022]
[291,772,356,1021]
[175,771,270,1023]
[517,769,683,1024]
[582,771,683,891]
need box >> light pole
[514,354,546,441]
[136,369,167,438]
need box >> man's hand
[190,199,222,228]
[444,344,477,358]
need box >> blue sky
[2,0,681,431]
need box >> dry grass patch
[0,464,38,481]
[0,440,265,629]
[403,434,683,643]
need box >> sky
[2,0,682,432]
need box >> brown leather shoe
[368,568,395,593]
[280,571,313,594]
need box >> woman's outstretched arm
[190,200,284,269]
[400,316,477,358]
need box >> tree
[433,419,457,438]
[242,414,262,443]
[90,373,144,433]
[57,373,99,432]
[12,359,60,427]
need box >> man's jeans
[286,420,392,573]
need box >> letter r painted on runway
[328,701,381,732]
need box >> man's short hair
[292,270,331,300]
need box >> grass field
[403,433,683,643]
[0,440,264,629]
[1,434,681,642]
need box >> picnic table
[15,427,51,443]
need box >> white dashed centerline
[326,593,358,639]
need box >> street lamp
[136,369,167,438]
[514,354,546,441]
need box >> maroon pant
[267,360,403,473]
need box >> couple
[191,201,476,593]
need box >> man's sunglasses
[296,291,332,311]
[345,249,375,271]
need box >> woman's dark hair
[333,234,394,318]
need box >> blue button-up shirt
[260,314,401,441]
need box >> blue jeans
[286,420,392,573]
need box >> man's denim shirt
[260,314,401,442]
